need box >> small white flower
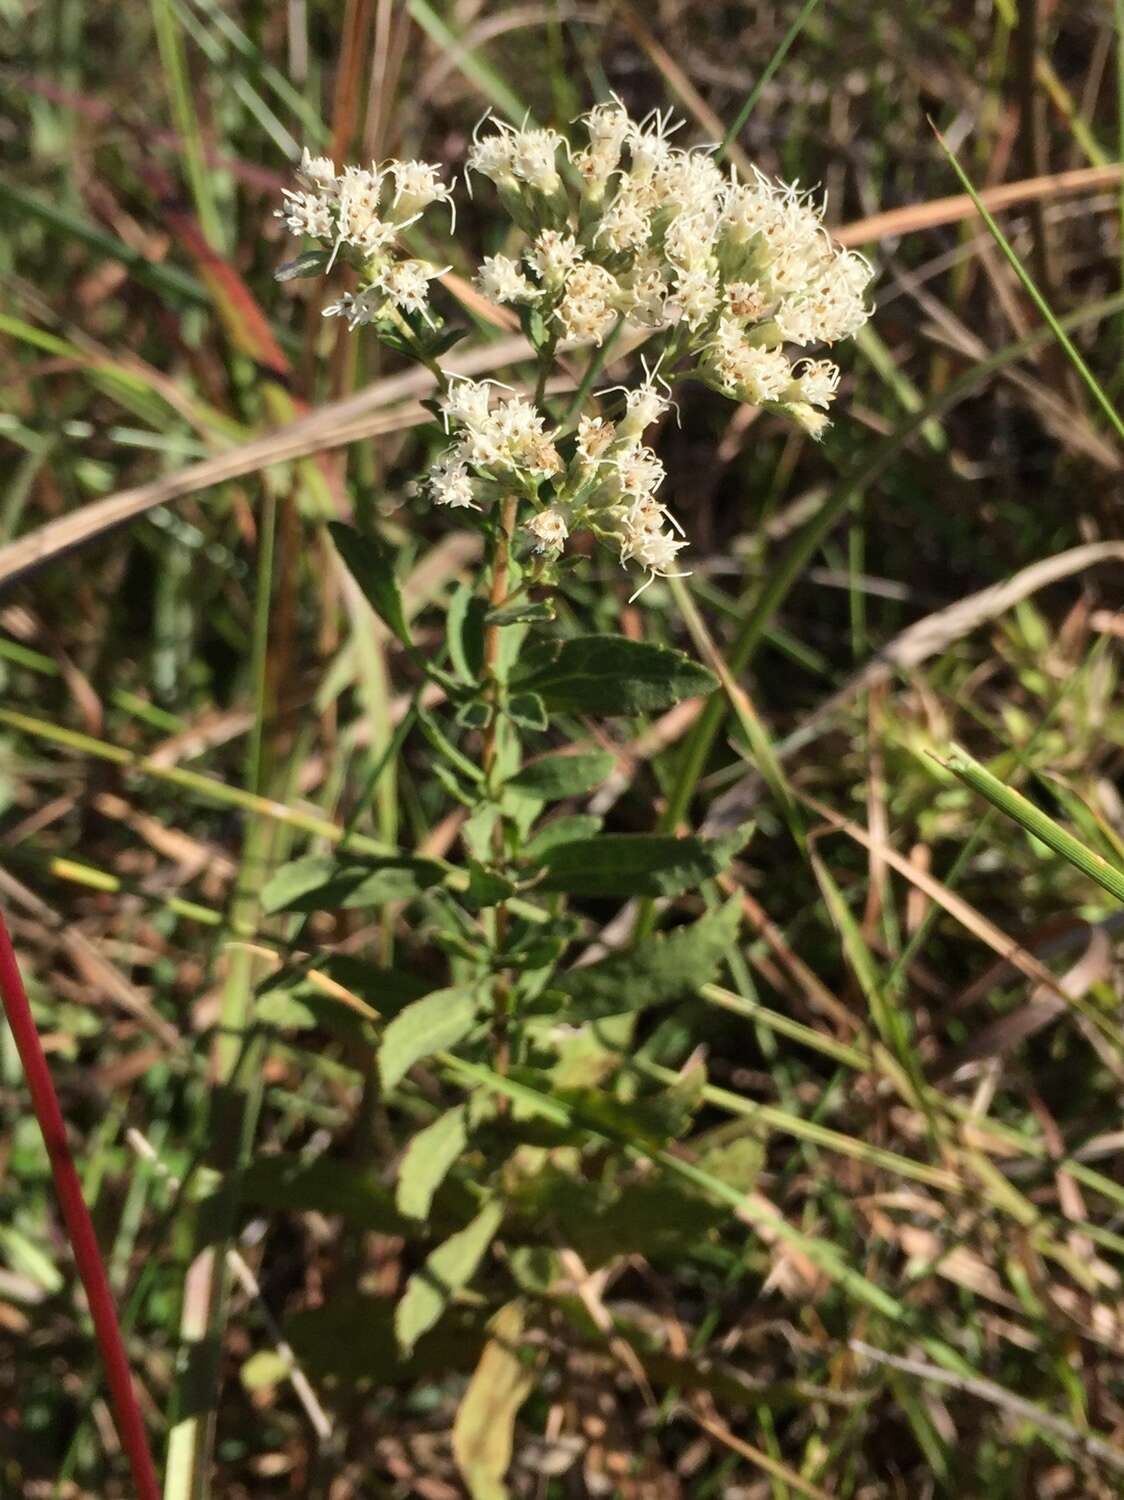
[378,259,445,318]
[707,321,791,402]
[617,378,672,441]
[510,126,565,195]
[574,99,629,194]
[658,149,725,219]
[526,508,569,553]
[596,187,651,253]
[791,358,840,408]
[724,280,769,322]
[332,165,399,259]
[613,443,665,497]
[390,159,454,226]
[671,265,720,329]
[616,494,689,598]
[439,376,497,431]
[297,148,338,193]
[430,453,479,509]
[575,414,616,466]
[555,261,620,345]
[477,253,542,305]
[619,257,670,328]
[626,106,681,185]
[526,230,583,288]
[323,289,379,329]
[466,120,519,191]
[277,189,335,241]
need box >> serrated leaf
[396,1200,504,1355]
[556,898,741,1018]
[513,635,716,716]
[506,751,615,801]
[274,249,330,281]
[397,1106,469,1220]
[379,985,480,1092]
[261,854,445,914]
[329,521,411,646]
[532,826,750,899]
[558,1066,704,1151]
[506,693,547,731]
[453,1301,534,1500]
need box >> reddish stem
[0,911,161,1500]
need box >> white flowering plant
[270,101,873,1432]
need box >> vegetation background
[2,0,1124,1496]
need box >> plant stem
[482,495,518,1092]
[0,913,161,1500]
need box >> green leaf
[452,1302,534,1500]
[447,583,486,684]
[463,863,517,910]
[287,1293,485,1383]
[261,855,446,914]
[506,750,615,801]
[485,599,555,627]
[258,955,428,1019]
[274,249,330,281]
[225,1157,411,1235]
[532,826,751,899]
[456,699,492,730]
[696,1135,765,1192]
[396,1200,504,1355]
[513,635,716,716]
[522,814,603,861]
[397,1106,469,1220]
[329,521,411,646]
[417,704,485,783]
[557,1069,705,1151]
[506,693,547,732]
[556,898,741,1018]
[379,986,481,1092]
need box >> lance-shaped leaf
[532,825,751,899]
[329,521,412,646]
[512,635,716,716]
[396,1200,504,1355]
[379,985,480,1092]
[453,1301,535,1500]
[261,854,446,914]
[397,1106,469,1220]
[505,750,615,801]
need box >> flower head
[526,509,569,553]
[477,253,541,305]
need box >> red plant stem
[0,911,161,1500]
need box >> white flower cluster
[278,148,451,327]
[468,103,873,436]
[283,102,875,597]
[430,377,562,512]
